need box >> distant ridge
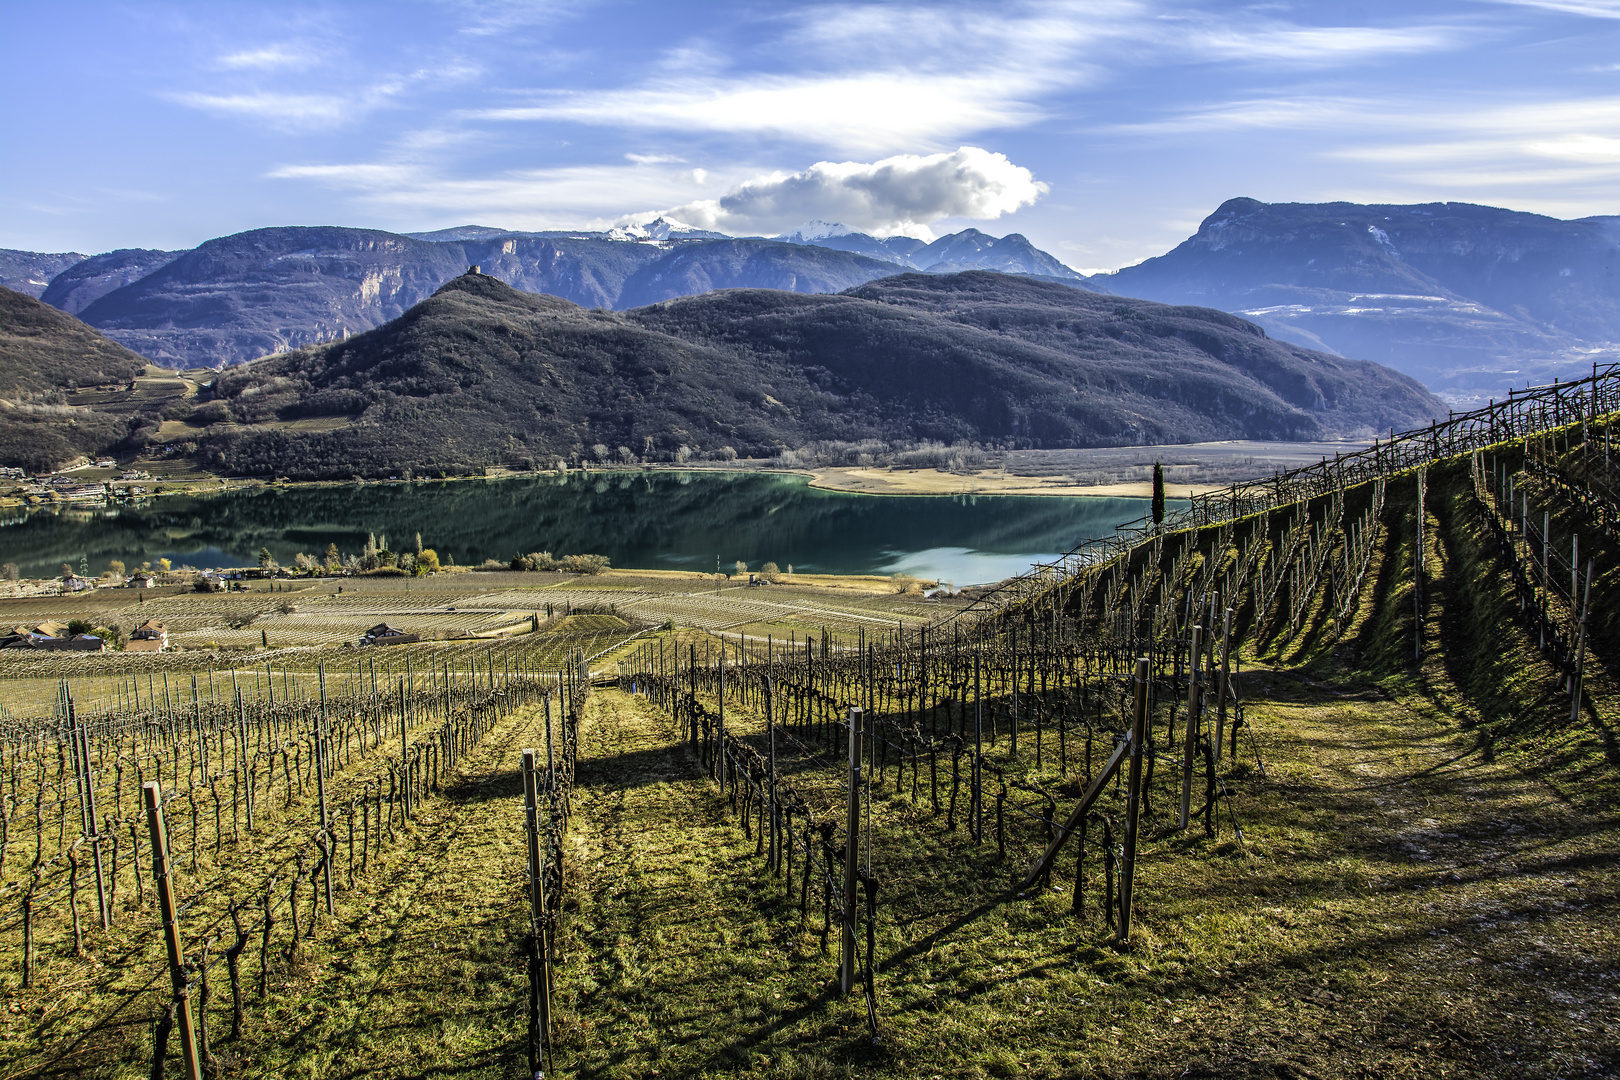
[7,223,1088,368]
[1089,198,1620,403]
[184,269,1442,479]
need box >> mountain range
[1092,198,1620,404]
[187,270,1437,479]
[5,198,1614,405]
[0,223,1091,369]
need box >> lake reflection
[0,472,1164,584]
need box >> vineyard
[2,367,1618,1077]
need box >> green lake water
[1,472,1165,585]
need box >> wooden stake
[1118,657,1149,946]
[842,707,863,995]
[144,782,202,1080]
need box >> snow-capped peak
[607,216,727,242]
[775,220,856,242]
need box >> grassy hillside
[191,271,1443,479]
[0,286,152,471]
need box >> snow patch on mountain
[608,216,731,242]
[775,221,856,242]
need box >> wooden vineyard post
[1180,625,1202,831]
[767,678,778,873]
[842,707,863,995]
[717,652,727,790]
[398,678,409,819]
[1572,560,1594,725]
[520,750,553,1078]
[69,699,110,931]
[315,667,334,917]
[1213,609,1231,765]
[973,650,983,844]
[144,782,202,1080]
[1117,657,1149,947]
[1415,467,1426,661]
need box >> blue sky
[3,0,1617,270]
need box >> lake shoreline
[2,438,1358,509]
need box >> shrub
[559,553,610,575]
[512,551,556,572]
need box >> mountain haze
[1093,198,1620,402]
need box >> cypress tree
[1151,461,1165,531]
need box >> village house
[127,620,167,652]
[361,622,420,646]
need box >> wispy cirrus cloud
[266,157,722,228]
[468,3,1472,152]
[172,84,406,131]
[217,43,318,70]
[1476,0,1620,17]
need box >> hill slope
[0,287,151,471]
[192,271,1442,479]
[1093,198,1620,402]
[0,287,149,396]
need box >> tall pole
[1179,626,1202,830]
[398,677,409,817]
[315,664,333,916]
[1213,608,1231,765]
[842,707,864,995]
[1118,657,1150,946]
[145,782,202,1080]
[973,649,983,843]
[520,750,552,1077]
[767,678,778,872]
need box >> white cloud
[1170,22,1467,65]
[655,147,1047,239]
[465,4,1466,153]
[473,71,1052,153]
[266,158,724,229]
[170,89,401,130]
[266,146,1047,239]
[217,44,317,70]
[1477,0,1620,17]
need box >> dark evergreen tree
[1152,461,1165,531]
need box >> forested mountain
[0,287,148,396]
[1091,198,1620,402]
[185,270,1440,479]
[0,287,151,471]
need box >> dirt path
[557,690,861,1079]
[224,700,551,1080]
[1204,675,1620,1077]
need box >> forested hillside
[190,271,1442,479]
